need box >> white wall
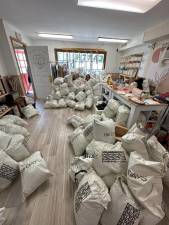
[30,39,120,73]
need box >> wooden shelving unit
[0,106,14,119]
[119,53,143,82]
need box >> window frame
[54,48,107,71]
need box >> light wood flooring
[0,101,169,225]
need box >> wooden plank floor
[0,101,169,225]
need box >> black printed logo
[75,182,91,212]
[102,151,126,162]
[128,169,147,182]
[117,203,140,225]
[0,163,18,181]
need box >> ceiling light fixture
[77,0,162,13]
[38,33,73,39]
[98,37,128,43]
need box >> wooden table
[101,83,167,128]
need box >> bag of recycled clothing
[85,97,93,109]
[64,74,72,84]
[0,207,7,225]
[2,115,28,127]
[121,132,149,159]
[116,105,130,127]
[19,151,51,198]
[54,77,64,85]
[83,123,93,143]
[75,102,85,111]
[81,114,101,128]
[0,120,30,138]
[58,98,67,108]
[85,89,93,96]
[67,92,75,100]
[21,105,38,119]
[69,127,88,156]
[93,119,115,144]
[69,156,93,183]
[102,99,120,119]
[44,100,59,109]
[127,151,165,225]
[0,151,19,192]
[74,170,111,225]
[53,91,61,100]
[60,83,69,96]
[75,91,86,102]
[86,141,128,188]
[66,99,76,108]
[101,176,141,225]
[67,115,84,128]
[46,95,53,101]
[93,84,101,97]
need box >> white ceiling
[0,0,169,42]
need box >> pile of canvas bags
[45,75,101,111]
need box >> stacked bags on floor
[45,74,101,111]
[67,111,169,225]
[0,115,51,224]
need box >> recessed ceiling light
[77,0,162,13]
[98,37,128,43]
[38,33,73,39]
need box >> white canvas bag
[101,176,141,225]
[127,152,165,224]
[85,97,93,109]
[116,105,130,127]
[2,115,28,126]
[69,156,93,183]
[74,170,110,225]
[44,100,59,109]
[75,91,86,102]
[67,115,84,128]
[81,114,101,128]
[22,105,38,119]
[0,151,19,192]
[102,99,120,119]
[93,119,115,144]
[19,151,51,198]
[75,102,85,111]
[0,207,6,225]
[83,123,94,143]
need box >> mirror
[10,37,36,105]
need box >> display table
[101,83,167,128]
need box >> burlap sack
[0,151,19,192]
[101,176,141,225]
[93,119,115,144]
[127,152,165,224]
[19,151,51,198]
[74,170,110,225]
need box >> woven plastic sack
[86,141,128,188]
[127,152,165,224]
[86,89,93,96]
[67,115,84,128]
[75,91,86,102]
[93,119,115,144]
[22,105,38,119]
[19,151,51,198]
[75,102,85,111]
[54,77,64,85]
[44,100,59,109]
[116,105,130,127]
[85,97,93,109]
[64,74,72,84]
[69,156,93,183]
[0,151,19,192]
[2,115,28,127]
[0,130,11,150]
[60,86,69,96]
[58,98,67,108]
[0,207,7,225]
[74,170,110,225]
[0,120,30,138]
[69,127,88,156]
[101,176,141,225]
[102,99,120,119]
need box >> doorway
[10,37,36,103]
